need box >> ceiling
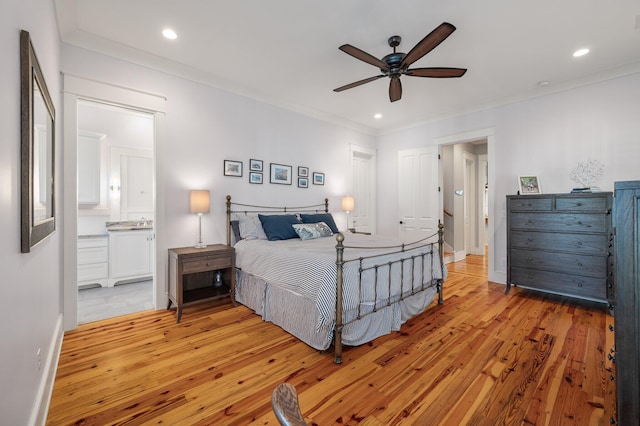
[54,0,640,134]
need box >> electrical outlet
[36,348,41,371]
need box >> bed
[226,196,446,364]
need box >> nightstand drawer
[182,256,231,274]
[510,248,607,278]
[511,267,606,300]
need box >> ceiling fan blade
[339,44,390,70]
[405,67,467,78]
[389,78,402,102]
[334,75,385,92]
[401,22,456,68]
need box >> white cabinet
[78,133,105,205]
[78,236,108,287]
[108,230,154,286]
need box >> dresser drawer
[182,255,231,274]
[511,267,606,300]
[78,262,108,282]
[509,212,608,233]
[510,230,608,255]
[78,246,109,264]
[509,198,553,211]
[556,196,609,212]
[78,236,108,249]
[510,248,607,278]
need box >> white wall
[0,0,63,424]
[60,44,376,323]
[377,72,640,283]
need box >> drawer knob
[577,281,583,287]
[527,257,533,262]
[576,202,583,206]
[577,262,582,267]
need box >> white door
[398,146,440,243]
[352,153,372,233]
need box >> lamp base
[194,242,207,249]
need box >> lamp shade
[341,196,355,212]
[190,190,210,214]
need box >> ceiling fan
[334,22,467,102]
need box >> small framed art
[518,175,541,195]
[249,172,263,184]
[224,160,243,177]
[270,163,292,185]
[250,159,263,172]
[312,172,325,185]
[298,177,308,188]
[298,166,308,177]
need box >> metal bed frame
[226,195,444,364]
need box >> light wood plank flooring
[48,254,615,425]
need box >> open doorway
[76,100,155,324]
[441,140,488,262]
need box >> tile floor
[78,279,154,324]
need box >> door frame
[435,128,498,283]
[62,75,166,331]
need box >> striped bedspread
[234,233,444,347]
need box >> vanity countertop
[106,220,154,232]
[78,233,108,239]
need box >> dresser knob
[577,262,582,267]
[527,257,533,262]
[608,353,615,362]
[576,202,583,206]
[609,324,614,332]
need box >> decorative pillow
[299,213,339,234]
[292,222,334,241]
[230,220,242,243]
[238,215,268,240]
[258,214,301,241]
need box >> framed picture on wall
[249,172,263,184]
[250,159,263,171]
[312,172,325,185]
[298,177,308,188]
[270,163,292,185]
[298,166,308,177]
[518,175,541,195]
[224,160,243,177]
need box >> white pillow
[238,215,268,240]
[292,222,333,240]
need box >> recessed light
[573,48,589,57]
[374,113,382,119]
[162,28,177,40]
[537,81,550,87]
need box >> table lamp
[341,195,355,232]
[190,190,210,248]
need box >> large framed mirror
[21,30,56,253]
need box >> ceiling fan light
[374,113,382,119]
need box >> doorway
[350,145,376,234]
[63,74,166,331]
[76,100,155,324]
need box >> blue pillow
[299,213,339,234]
[258,214,301,241]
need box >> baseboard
[453,250,467,262]
[29,314,64,426]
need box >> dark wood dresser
[612,181,640,425]
[506,192,614,304]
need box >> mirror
[21,30,55,253]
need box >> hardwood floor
[47,254,615,425]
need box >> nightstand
[167,244,235,322]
